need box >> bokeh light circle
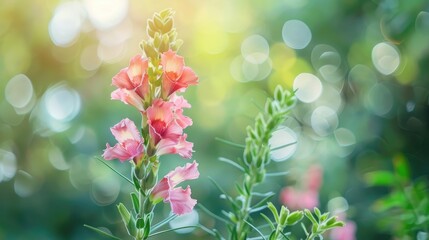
[91,176,120,206]
[282,20,312,49]
[14,170,38,197]
[293,73,323,103]
[269,127,298,162]
[83,0,129,30]
[5,74,34,109]
[365,84,393,116]
[311,106,339,136]
[371,42,400,75]
[48,1,84,47]
[44,85,81,122]
[0,149,17,182]
[241,34,270,64]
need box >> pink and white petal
[161,50,184,81]
[127,55,148,87]
[174,108,193,129]
[102,143,133,162]
[122,139,144,159]
[110,118,142,143]
[146,99,175,124]
[178,67,198,86]
[111,89,145,112]
[151,177,171,203]
[166,160,199,187]
[168,186,197,215]
[170,94,191,109]
[112,68,133,89]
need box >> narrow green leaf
[131,193,140,214]
[244,219,267,240]
[218,157,245,172]
[94,156,133,185]
[152,214,177,231]
[197,203,230,224]
[215,137,246,148]
[249,205,269,213]
[251,192,275,209]
[267,202,279,223]
[253,191,275,197]
[304,209,317,225]
[117,203,136,236]
[260,213,275,231]
[301,222,309,236]
[265,171,290,177]
[83,224,121,240]
[208,177,240,209]
[270,142,297,151]
[133,175,141,191]
[313,207,321,218]
[149,226,198,237]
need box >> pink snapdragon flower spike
[151,161,199,215]
[103,118,144,163]
[161,50,198,98]
[111,55,150,111]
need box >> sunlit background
[1,0,429,239]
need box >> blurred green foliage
[1,0,429,239]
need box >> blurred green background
[1,0,429,239]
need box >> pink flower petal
[111,89,145,112]
[161,50,184,81]
[103,143,134,162]
[127,55,149,87]
[110,118,142,143]
[166,160,199,187]
[112,68,134,89]
[168,186,197,215]
[151,177,170,202]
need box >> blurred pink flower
[280,187,319,210]
[103,118,144,163]
[306,165,323,191]
[111,55,150,111]
[161,50,198,98]
[280,164,323,210]
[151,161,199,215]
[330,220,356,240]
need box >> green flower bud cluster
[303,207,345,240]
[242,85,296,183]
[263,202,304,240]
[139,8,183,61]
[260,203,344,240]
[240,85,295,202]
[226,86,296,240]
